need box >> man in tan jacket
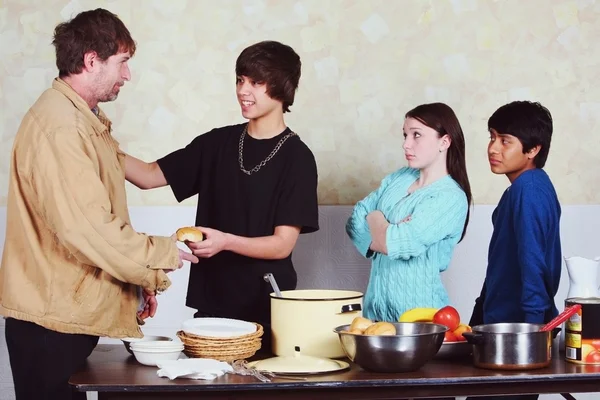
[0,8,198,400]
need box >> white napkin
[156,358,234,380]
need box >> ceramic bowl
[121,335,173,355]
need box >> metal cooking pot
[463,323,560,370]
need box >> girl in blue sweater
[346,103,472,322]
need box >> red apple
[433,306,461,331]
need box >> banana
[398,307,439,322]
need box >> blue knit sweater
[481,169,562,324]
[346,167,468,322]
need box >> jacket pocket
[72,264,101,304]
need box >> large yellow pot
[270,289,363,359]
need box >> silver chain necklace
[238,125,297,175]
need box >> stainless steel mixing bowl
[333,322,447,372]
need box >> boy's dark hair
[488,101,553,168]
[52,8,136,78]
[235,41,301,113]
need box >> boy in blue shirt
[467,101,561,400]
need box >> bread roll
[348,328,363,335]
[176,227,204,242]
[349,317,373,333]
[364,321,396,336]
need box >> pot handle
[462,331,484,345]
[552,327,561,339]
[340,303,362,313]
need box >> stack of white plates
[129,340,184,366]
[177,318,263,362]
[181,318,258,337]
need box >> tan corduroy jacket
[0,78,180,338]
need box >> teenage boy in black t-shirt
[124,41,319,350]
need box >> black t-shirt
[157,123,319,326]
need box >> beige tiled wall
[1,0,599,205]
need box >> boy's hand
[185,227,228,258]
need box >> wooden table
[70,345,600,399]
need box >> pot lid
[247,352,349,375]
[270,289,363,301]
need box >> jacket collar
[52,77,112,134]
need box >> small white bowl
[131,348,183,366]
[122,335,173,355]
[129,341,183,351]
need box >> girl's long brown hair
[406,103,472,241]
